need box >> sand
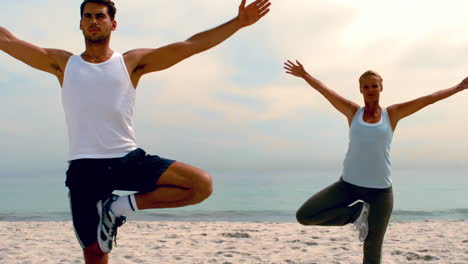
[0,220,466,263]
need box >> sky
[0,0,467,172]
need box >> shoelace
[110,216,126,246]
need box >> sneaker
[96,194,127,253]
[353,202,370,242]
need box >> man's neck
[82,41,114,63]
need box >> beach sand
[0,220,466,264]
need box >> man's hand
[460,77,468,90]
[0,26,12,51]
[125,0,272,86]
[284,60,307,78]
[238,0,271,28]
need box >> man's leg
[110,149,213,211]
[90,151,213,261]
[134,161,213,209]
[66,159,114,264]
[83,243,108,264]
[69,188,111,264]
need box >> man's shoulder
[122,49,152,70]
[47,49,74,67]
[47,48,74,58]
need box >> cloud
[0,0,467,169]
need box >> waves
[1,208,467,222]
[391,208,468,221]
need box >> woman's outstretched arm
[387,77,468,131]
[284,60,360,125]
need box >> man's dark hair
[80,0,117,21]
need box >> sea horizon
[1,167,467,223]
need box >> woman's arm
[387,77,468,131]
[284,60,360,125]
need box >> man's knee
[191,171,213,204]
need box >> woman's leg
[296,179,362,226]
[362,187,394,264]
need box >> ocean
[0,167,467,222]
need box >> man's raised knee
[191,171,213,204]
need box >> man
[0,0,271,263]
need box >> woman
[283,60,467,264]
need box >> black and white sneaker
[353,202,370,242]
[96,194,126,253]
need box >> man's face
[80,3,116,43]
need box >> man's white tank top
[61,52,137,160]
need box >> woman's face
[360,75,383,103]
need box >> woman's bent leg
[296,179,362,226]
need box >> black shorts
[65,148,175,248]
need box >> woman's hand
[284,60,307,78]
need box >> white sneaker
[353,202,370,242]
[96,194,127,253]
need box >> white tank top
[341,107,393,188]
[61,52,137,160]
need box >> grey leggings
[296,178,393,264]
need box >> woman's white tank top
[341,107,393,188]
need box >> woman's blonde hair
[359,70,383,87]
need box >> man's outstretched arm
[125,0,271,87]
[0,26,72,85]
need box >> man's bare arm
[0,26,72,85]
[124,0,271,87]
